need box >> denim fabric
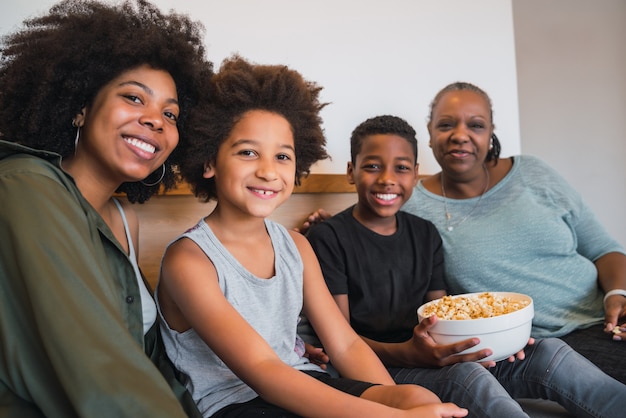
[390,361,529,417]
[389,338,625,418]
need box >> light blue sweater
[403,155,625,338]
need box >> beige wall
[513,0,626,247]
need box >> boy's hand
[303,343,329,370]
[406,315,495,368]
[294,209,332,234]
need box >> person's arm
[0,172,188,417]
[537,159,626,335]
[425,290,448,302]
[160,232,460,418]
[295,233,396,384]
[332,293,490,369]
[596,252,626,336]
[570,197,626,334]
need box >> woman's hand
[595,252,626,341]
[603,294,626,341]
[605,321,626,341]
[294,208,332,234]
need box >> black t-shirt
[307,206,445,343]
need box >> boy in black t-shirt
[306,115,448,346]
[304,115,556,417]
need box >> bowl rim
[417,291,534,329]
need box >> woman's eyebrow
[118,80,179,105]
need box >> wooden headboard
[134,174,357,288]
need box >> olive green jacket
[0,141,201,418]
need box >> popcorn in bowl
[420,292,531,320]
[417,292,534,362]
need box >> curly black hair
[350,115,418,164]
[180,55,330,202]
[428,81,501,164]
[0,0,214,202]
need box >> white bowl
[417,292,534,362]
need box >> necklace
[441,165,490,232]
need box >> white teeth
[125,137,155,154]
[254,189,275,196]
[376,193,398,201]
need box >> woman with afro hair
[0,1,213,416]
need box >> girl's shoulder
[287,227,312,254]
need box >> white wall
[4,1,622,246]
[513,0,626,246]
[1,0,521,175]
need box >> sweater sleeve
[523,156,624,260]
[0,164,189,417]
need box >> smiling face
[70,65,179,188]
[428,90,494,177]
[348,133,418,228]
[204,110,296,219]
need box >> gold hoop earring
[141,163,166,187]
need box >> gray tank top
[156,218,322,417]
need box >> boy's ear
[203,162,216,179]
[346,161,355,184]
